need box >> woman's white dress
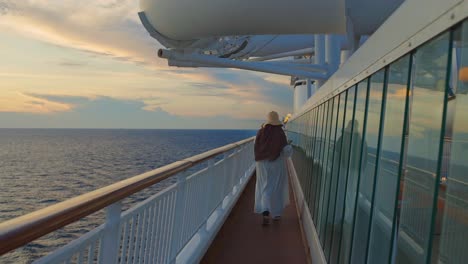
[254,145,293,217]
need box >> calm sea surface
[0,129,255,263]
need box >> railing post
[247,143,252,177]
[199,159,216,241]
[222,152,231,200]
[100,202,122,264]
[169,171,188,263]
[234,146,242,189]
[221,153,229,199]
[205,159,215,217]
[238,145,246,183]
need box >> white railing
[0,137,255,264]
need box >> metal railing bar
[34,224,104,264]
[0,136,254,255]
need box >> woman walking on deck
[254,111,292,225]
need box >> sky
[0,0,292,129]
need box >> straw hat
[265,111,282,126]
[460,67,468,82]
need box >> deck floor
[201,174,310,264]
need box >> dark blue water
[0,129,255,263]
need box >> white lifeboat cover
[140,0,346,41]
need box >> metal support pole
[326,34,341,74]
[159,49,328,80]
[249,47,315,61]
[101,202,122,264]
[168,59,328,73]
[314,35,326,87]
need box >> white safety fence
[23,139,255,264]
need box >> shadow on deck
[201,174,310,264]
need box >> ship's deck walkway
[202,174,310,264]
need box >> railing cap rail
[0,136,255,255]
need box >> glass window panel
[339,79,369,263]
[318,100,335,240]
[319,97,340,244]
[307,111,313,193]
[330,86,356,263]
[316,103,328,214]
[303,110,314,205]
[367,56,413,264]
[310,105,325,214]
[298,114,308,188]
[308,109,319,200]
[315,101,331,221]
[292,116,300,181]
[295,114,304,195]
[396,32,451,263]
[292,113,310,191]
[436,21,468,264]
[313,103,325,219]
[305,113,311,188]
[299,114,305,186]
[325,93,346,260]
[304,112,310,188]
[352,68,388,263]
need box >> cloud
[0,91,73,113]
[0,0,293,126]
[0,95,263,129]
[58,60,87,67]
[189,82,230,90]
[0,0,159,66]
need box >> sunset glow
[0,0,292,128]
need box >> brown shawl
[254,124,288,161]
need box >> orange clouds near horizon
[0,91,73,114]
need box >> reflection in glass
[367,57,410,263]
[303,112,312,200]
[330,86,356,263]
[319,96,340,245]
[300,112,310,202]
[317,100,335,241]
[396,32,451,263]
[436,22,468,264]
[310,107,318,207]
[310,105,324,213]
[351,69,386,263]
[296,114,305,201]
[325,93,346,260]
[339,79,369,263]
[314,102,330,221]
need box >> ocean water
[0,129,255,263]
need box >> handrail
[0,136,255,255]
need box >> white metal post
[294,83,309,113]
[340,50,351,66]
[100,202,122,264]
